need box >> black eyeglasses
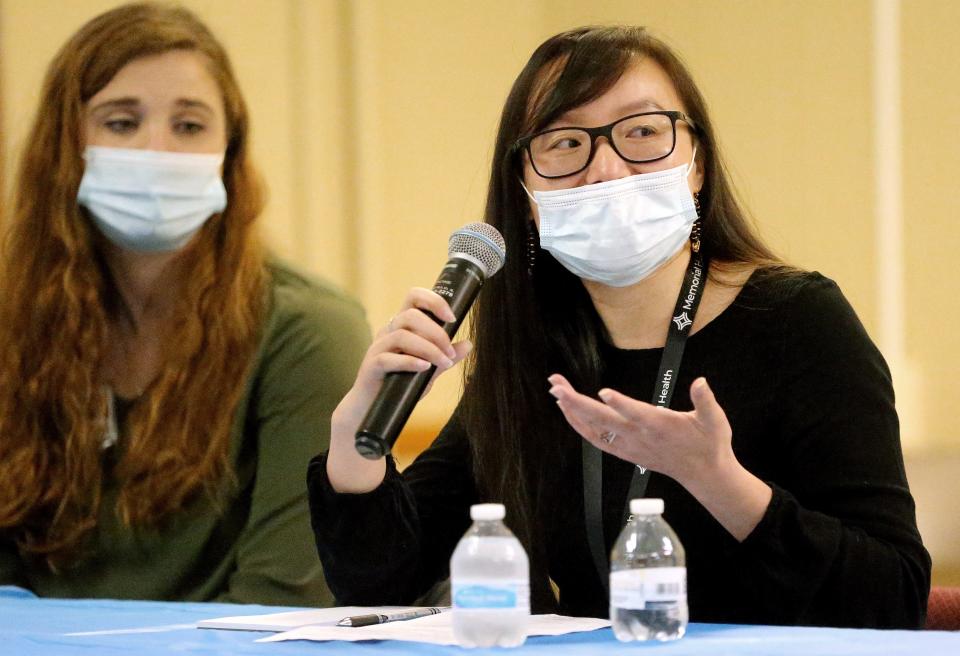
[514,110,697,179]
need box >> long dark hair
[460,26,781,601]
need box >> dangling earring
[691,192,703,254]
[526,220,539,275]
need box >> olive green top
[0,260,370,606]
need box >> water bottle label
[610,567,686,610]
[452,580,530,610]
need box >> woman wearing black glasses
[309,26,930,628]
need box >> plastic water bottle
[610,498,687,642]
[450,503,530,648]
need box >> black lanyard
[582,252,708,593]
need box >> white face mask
[77,146,228,253]
[525,151,698,287]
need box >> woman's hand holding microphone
[327,288,472,494]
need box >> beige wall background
[1,0,958,585]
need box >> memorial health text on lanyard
[582,251,709,593]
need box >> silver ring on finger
[600,430,618,445]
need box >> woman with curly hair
[0,2,368,605]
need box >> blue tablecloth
[1,594,958,655]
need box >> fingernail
[598,389,612,402]
[442,358,454,369]
[548,386,564,399]
[416,360,431,370]
[446,346,457,359]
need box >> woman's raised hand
[548,373,771,541]
[548,373,733,487]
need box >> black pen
[336,607,448,628]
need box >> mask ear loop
[686,144,698,179]
[518,178,538,203]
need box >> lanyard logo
[672,311,693,331]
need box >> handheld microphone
[354,223,506,459]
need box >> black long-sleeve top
[308,271,931,629]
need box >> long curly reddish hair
[0,2,266,568]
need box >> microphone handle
[354,257,486,459]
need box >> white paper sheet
[196,606,416,632]
[257,612,611,646]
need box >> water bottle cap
[629,498,664,515]
[470,503,506,521]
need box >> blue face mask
[77,146,227,252]
[523,148,698,287]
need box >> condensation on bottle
[609,498,688,642]
[450,503,530,648]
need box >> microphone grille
[448,223,506,278]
